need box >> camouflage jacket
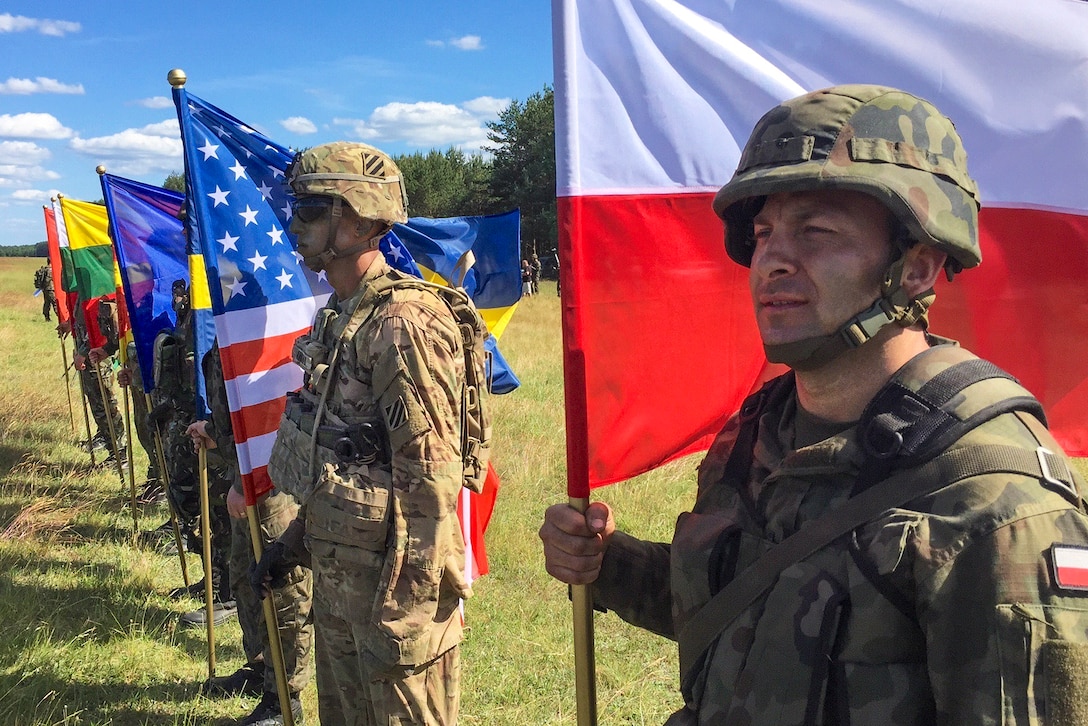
[288,255,469,669]
[594,344,1088,725]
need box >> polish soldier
[540,85,1088,724]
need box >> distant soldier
[33,264,56,321]
[530,252,542,294]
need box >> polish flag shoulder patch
[1051,545,1088,591]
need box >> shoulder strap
[678,442,1075,691]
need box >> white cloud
[68,119,183,177]
[281,116,317,134]
[0,13,81,37]
[426,35,485,51]
[333,96,509,152]
[133,96,174,109]
[0,113,74,139]
[0,140,51,165]
[11,187,60,201]
[0,165,61,188]
[450,35,484,51]
[0,77,84,95]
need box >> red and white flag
[554,0,1088,495]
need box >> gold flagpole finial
[96,165,106,175]
[167,68,187,88]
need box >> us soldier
[188,342,314,724]
[34,264,56,321]
[255,142,489,725]
[540,85,1088,724]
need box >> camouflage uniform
[202,343,314,697]
[594,343,1088,724]
[73,297,125,455]
[589,86,1088,724]
[123,342,160,484]
[271,254,469,725]
[34,264,56,321]
[151,299,231,602]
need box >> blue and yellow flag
[390,210,522,393]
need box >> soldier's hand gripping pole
[247,503,295,726]
[197,445,217,679]
[152,413,190,588]
[570,496,598,726]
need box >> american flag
[173,85,331,503]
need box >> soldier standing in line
[188,341,314,725]
[149,280,235,625]
[540,85,1088,724]
[116,343,165,505]
[60,293,125,464]
[254,142,489,725]
[34,264,56,321]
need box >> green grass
[0,258,692,725]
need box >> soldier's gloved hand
[146,402,172,429]
[250,518,308,598]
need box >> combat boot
[179,599,237,627]
[238,691,303,725]
[201,661,263,697]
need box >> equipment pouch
[292,335,330,376]
[267,389,340,503]
[306,465,393,550]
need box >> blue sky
[0,2,554,247]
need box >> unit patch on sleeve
[384,397,409,432]
[1051,545,1088,591]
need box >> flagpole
[153,417,191,588]
[74,347,97,468]
[95,362,127,488]
[246,502,295,726]
[122,385,138,534]
[569,496,598,726]
[197,445,216,679]
[58,318,76,435]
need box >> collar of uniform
[337,253,394,313]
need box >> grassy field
[0,257,694,725]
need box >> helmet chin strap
[301,198,385,271]
[763,256,935,371]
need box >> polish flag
[554,0,1088,495]
[1052,545,1088,591]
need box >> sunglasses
[291,196,335,224]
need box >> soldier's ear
[901,245,946,297]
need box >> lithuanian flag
[58,197,116,300]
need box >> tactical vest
[268,267,492,504]
[670,344,1088,725]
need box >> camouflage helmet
[713,85,981,273]
[287,141,408,226]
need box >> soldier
[540,85,1088,724]
[188,342,314,725]
[254,142,489,725]
[33,264,56,321]
[117,343,164,504]
[63,293,125,464]
[530,252,541,294]
[149,279,235,625]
